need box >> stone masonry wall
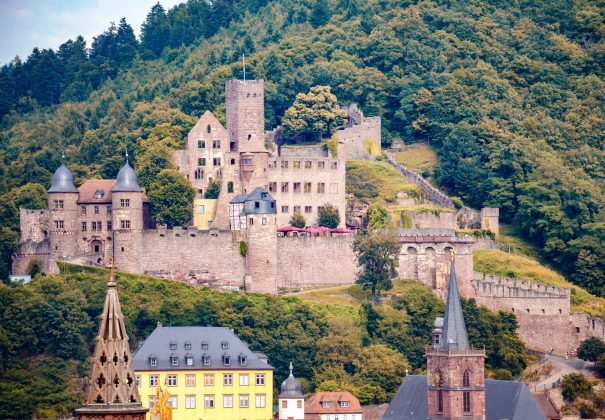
[473,272,572,354]
[404,211,457,230]
[276,235,357,290]
[114,226,246,286]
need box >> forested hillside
[0,264,525,417]
[1,0,605,293]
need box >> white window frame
[224,394,233,408]
[239,374,249,386]
[185,395,196,409]
[239,394,249,408]
[149,375,159,387]
[185,374,196,387]
[255,394,266,408]
[255,373,265,385]
[204,395,215,409]
[224,374,233,386]
[167,396,177,409]
[167,375,177,387]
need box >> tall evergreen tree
[141,3,171,57]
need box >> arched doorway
[90,239,102,254]
[425,246,437,289]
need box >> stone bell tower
[426,255,486,420]
[76,258,148,419]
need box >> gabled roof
[133,326,274,371]
[305,392,362,415]
[441,260,469,350]
[382,376,546,420]
[78,180,116,203]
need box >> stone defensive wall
[276,235,357,290]
[384,152,454,209]
[114,226,247,285]
[403,211,457,230]
[472,272,574,354]
[336,117,381,160]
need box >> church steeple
[441,258,469,350]
[426,252,486,419]
[76,258,148,419]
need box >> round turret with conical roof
[48,164,78,193]
[279,362,304,420]
[112,158,142,193]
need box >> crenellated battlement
[473,272,570,299]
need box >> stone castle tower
[111,158,144,273]
[279,362,304,420]
[241,187,277,293]
[426,257,486,419]
[48,164,80,259]
[76,259,148,419]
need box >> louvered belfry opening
[76,258,148,419]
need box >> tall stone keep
[225,79,265,152]
[48,163,80,259]
[426,257,486,420]
[76,258,148,419]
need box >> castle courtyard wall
[276,236,357,290]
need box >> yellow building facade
[136,369,273,420]
[133,326,274,420]
[192,199,217,230]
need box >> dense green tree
[577,337,605,362]
[366,204,389,231]
[141,3,171,57]
[310,0,331,28]
[148,169,195,227]
[204,180,221,199]
[318,203,340,228]
[282,86,346,141]
[561,373,593,402]
[290,212,306,228]
[353,232,399,303]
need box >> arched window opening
[463,370,471,413]
[207,124,211,133]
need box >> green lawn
[346,160,421,204]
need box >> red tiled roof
[77,180,116,203]
[304,392,362,415]
[77,179,148,203]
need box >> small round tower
[111,157,143,272]
[279,362,304,420]
[48,163,79,259]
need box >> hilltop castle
[11,79,605,357]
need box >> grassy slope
[474,250,605,317]
[346,160,420,205]
[393,143,439,174]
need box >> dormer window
[170,354,179,366]
[170,341,177,350]
[340,401,350,408]
[221,341,228,350]
[239,354,247,366]
[185,353,194,366]
[202,342,209,350]
[322,402,332,408]
[185,341,191,350]
[202,354,211,366]
[223,355,231,366]
[149,356,157,367]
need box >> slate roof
[229,187,276,215]
[133,326,273,371]
[112,161,142,192]
[48,164,78,193]
[280,363,303,398]
[382,375,546,420]
[441,260,469,350]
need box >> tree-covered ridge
[0,0,605,290]
[0,265,526,417]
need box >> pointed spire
[289,361,293,376]
[124,148,129,163]
[77,257,148,417]
[441,251,470,351]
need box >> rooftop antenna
[242,53,246,82]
